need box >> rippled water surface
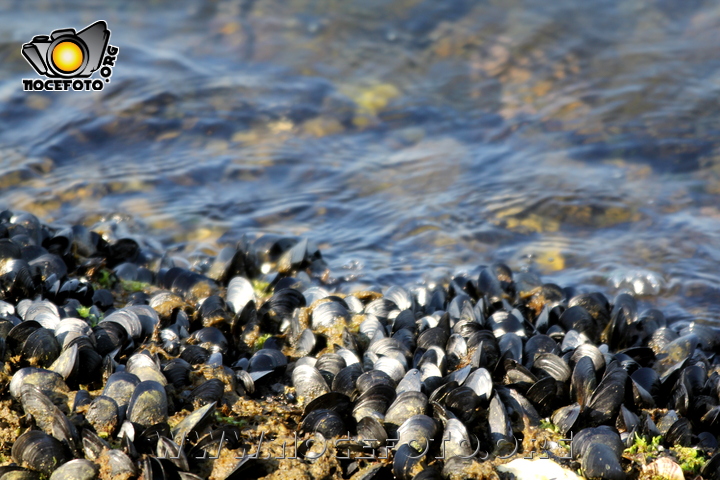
[2,0,720,323]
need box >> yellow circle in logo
[52,41,83,73]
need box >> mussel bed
[0,211,718,480]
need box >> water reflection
[1,0,720,323]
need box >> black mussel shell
[48,458,99,480]
[180,345,210,365]
[581,442,625,480]
[300,409,345,438]
[190,379,225,407]
[303,392,352,417]
[127,380,168,428]
[12,430,71,476]
[585,362,627,426]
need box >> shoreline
[0,210,718,480]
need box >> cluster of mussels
[0,210,720,480]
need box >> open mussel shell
[496,384,540,432]
[665,418,697,447]
[48,343,79,381]
[498,332,523,363]
[654,334,698,384]
[171,401,216,444]
[134,423,172,454]
[12,430,71,476]
[502,359,537,393]
[584,363,627,426]
[630,367,659,408]
[157,436,190,472]
[463,367,492,401]
[235,369,255,396]
[488,394,513,452]
[571,355,597,407]
[81,430,109,461]
[468,332,500,369]
[552,402,581,436]
[616,404,640,440]
[18,385,79,455]
[141,456,182,480]
[186,425,243,461]
[247,348,287,381]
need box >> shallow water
[2,0,720,323]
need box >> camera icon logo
[21,20,119,92]
[23,20,109,78]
